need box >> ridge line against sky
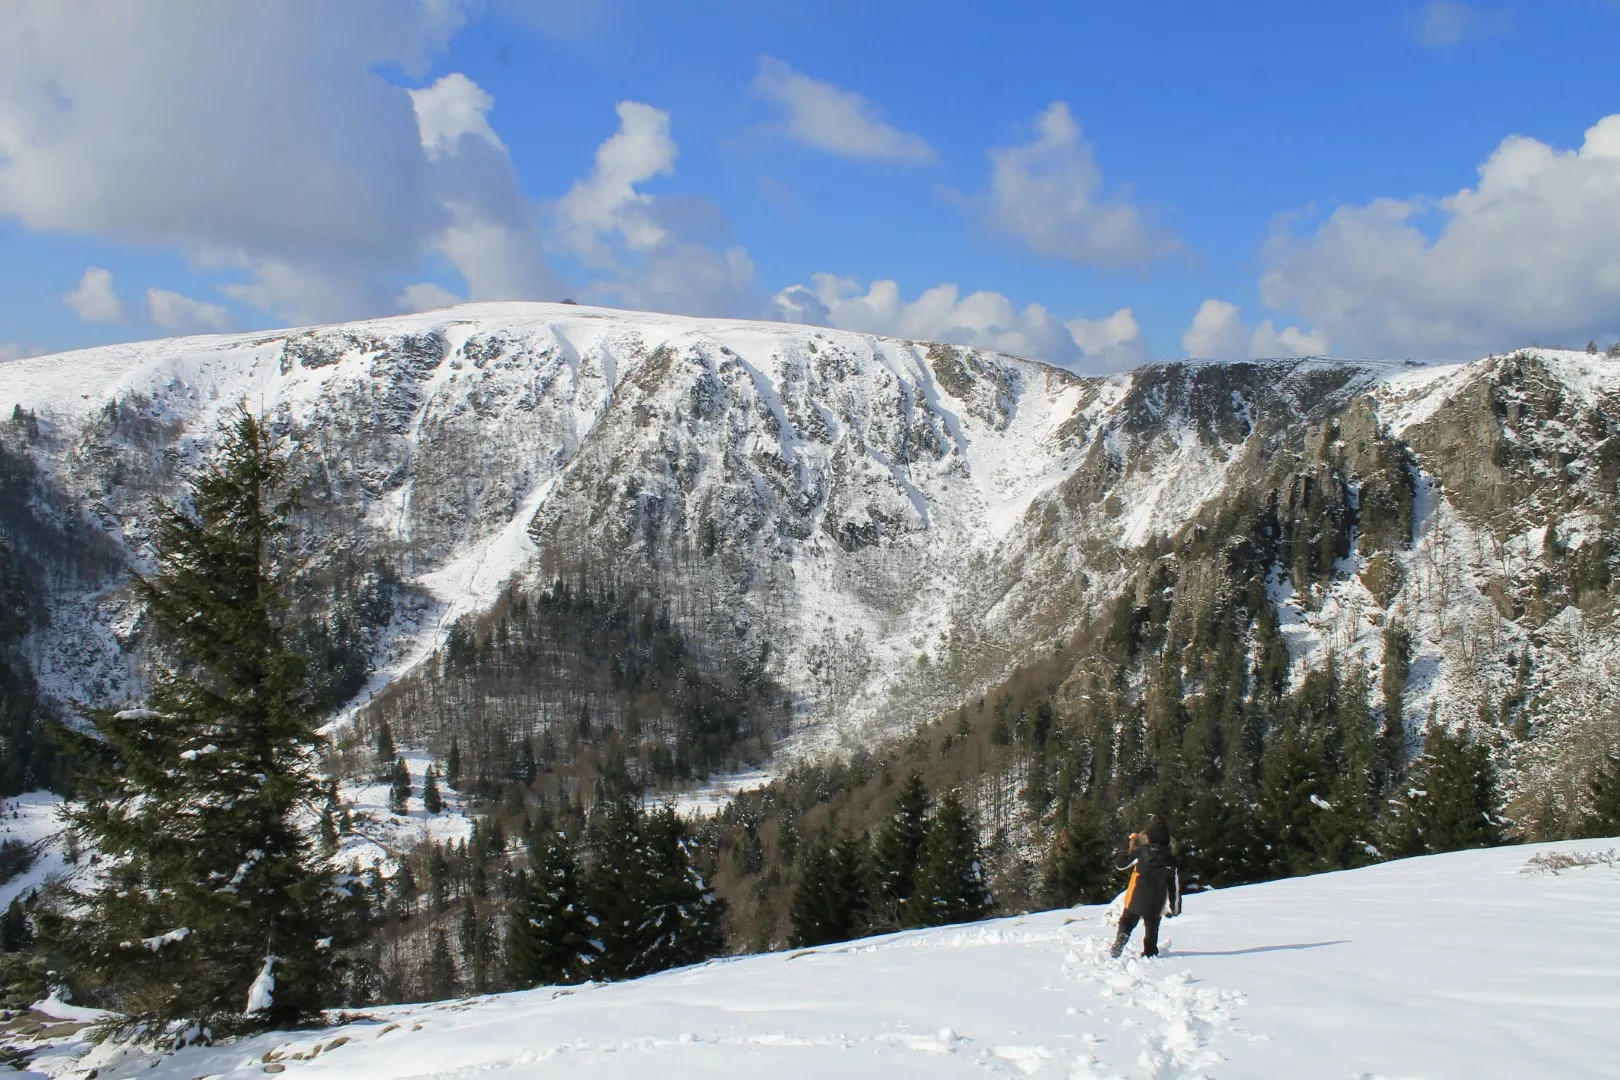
[1,0,1618,371]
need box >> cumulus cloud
[1260,114,1620,357]
[753,57,933,162]
[0,1,561,324]
[62,266,124,322]
[145,287,235,334]
[984,102,1178,268]
[555,103,757,318]
[556,101,678,264]
[410,72,504,159]
[1413,1,1509,48]
[768,274,1146,372]
[1182,298,1328,360]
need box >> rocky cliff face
[2,304,1617,810]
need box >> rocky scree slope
[1,304,1617,808]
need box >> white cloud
[768,274,1146,372]
[1414,1,1509,48]
[410,72,503,159]
[753,57,933,162]
[1182,298,1328,360]
[397,282,465,312]
[556,101,679,264]
[1067,308,1150,371]
[1260,114,1620,357]
[554,103,757,318]
[984,102,1178,268]
[62,266,124,322]
[145,287,235,334]
[0,2,561,325]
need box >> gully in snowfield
[1110,819,1181,958]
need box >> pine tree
[419,926,460,1001]
[457,897,497,994]
[375,720,396,770]
[1041,807,1115,906]
[389,757,412,815]
[445,735,462,789]
[788,838,834,947]
[1581,752,1620,838]
[872,772,930,928]
[631,804,725,977]
[910,791,992,926]
[1385,723,1506,856]
[422,766,444,816]
[585,796,648,981]
[507,831,598,987]
[45,411,337,1032]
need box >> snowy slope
[31,838,1620,1080]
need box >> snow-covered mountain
[3,303,1618,804]
[24,837,1620,1079]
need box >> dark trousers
[1111,911,1161,958]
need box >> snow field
[35,837,1620,1080]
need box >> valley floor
[37,838,1620,1080]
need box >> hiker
[1110,819,1181,959]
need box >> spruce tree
[1385,722,1506,856]
[457,897,497,994]
[507,830,598,987]
[375,720,395,769]
[445,735,462,789]
[419,927,460,1001]
[46,411,337,1032]
[1582,752,1620,838]
[389,757,412,815]
[1041,807,1115,906]
[585,796,648,981]
[422,766,444,815]
[872,772,930,928]
[632,804,725,977]
[788,838,835,947]
[911,791,992,926]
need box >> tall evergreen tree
[419,927,460,1001]
[46,411,337,1032]
[631,804,724,976]
[1385,722,1506,856]
[422,766,444,815]
[389,757,412,815]
[375,720,395,769]
[445,735,462,789]
[872,772,930,928]
[585,796,649,981]
[1041,807,1115,906]
[788,838,835,947]
[457,897,497,994]
[507,831,597,987]
[1580,752,1620,839]
[910,791,992,926]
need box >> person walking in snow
[1110,819,1181,959]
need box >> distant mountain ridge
[2,302,1618,819]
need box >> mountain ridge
[1,304,1617,824]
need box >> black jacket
[1118,841,1180,917]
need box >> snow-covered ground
[0,792,70,910]
[24,837,1619,1079]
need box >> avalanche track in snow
[38,838,1620,1080]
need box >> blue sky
[2,0,1618,370]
